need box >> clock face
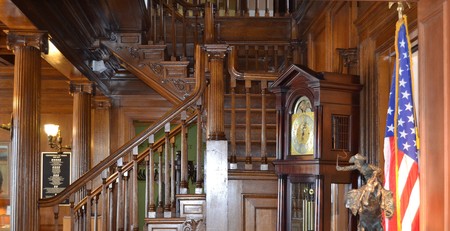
[291,96,314,155]
[291,112,314,155]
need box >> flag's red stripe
[411,209,420,231]
[399,160,419,220]
[386,137,399,231]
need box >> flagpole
[389,2,409,229]
[393,16,402,229]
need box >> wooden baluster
[53,205,59,231]
[255,45,259,70]
[116,158,124,231]
[164,123,172,217]
[108,182,115,231]
[245,45,249,71]
[153,0,157,43]
[147,135,156,218]
[159,3,164,43]
[81,206,85,231]
[132,147,139,230]
[225,0,230,16]
[284,44,290,64]
[123,170,129,231]
[265,0,269,16]
[94,195,99,231]
[245,80,253,170]
[148,0,154,44]
[157,146,164,217]
[244,0,249,16]
[101,170,108,231]
[261,80,269,170]
[175,151,182,194]
[70,194,75,231]
[286,0,290,16]
[236,0,241,16]
[86,181,92,231]
[180,112,188,194]
[229,78,237,170]
[264,45,269,72]
[196,100,204,193]
[194,10,199,49]
[274,0,279,16]
[274,45,279,70]
[182,14,187,60]
[255,0,259,16]
[171,3,177,60]
[170,137,177,211]
[74,209,78,231]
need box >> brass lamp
[44,124,71,153]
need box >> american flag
[383,16,420,231]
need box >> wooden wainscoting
[228,171,278,231]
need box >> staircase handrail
[38,45,207,207]
[79,110,199,208]
[174,0,205,11]
[227,45,279,81]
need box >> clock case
[269,65,362,231]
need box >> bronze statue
[336,153,394,231]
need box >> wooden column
[205,44,229,140]
[70,81,95,183]
[6,30,48,231]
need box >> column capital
[92,96,111,110]
[5,30,48,54]
[70,81,96,95]
[204,44,230,60]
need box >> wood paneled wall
[304,2,358,73]
[303,1,450,230]
[418,0,450,229]
[228,172,278,231]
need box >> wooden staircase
[36,0,299,230]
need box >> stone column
[6,30,48,231]
[69,81,95,184]
[204,44,229,140]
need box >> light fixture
[0,123,11,131]
[44,124,71,153]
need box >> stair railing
[38,45,207,231]
[227,45,284,171]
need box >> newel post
[204,44,229,140]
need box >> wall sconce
[0,123,11,131]
[44,124,71,153]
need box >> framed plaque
[40,152,71,204]
[0,143,9,199]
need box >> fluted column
[6,30,48,231]
[70,81,95,185]
[205,44,229,140]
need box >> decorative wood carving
[5,30,48,54]
[103,32,195,103]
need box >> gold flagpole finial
[389,1,411,20]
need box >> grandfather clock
[269,65,362,231]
